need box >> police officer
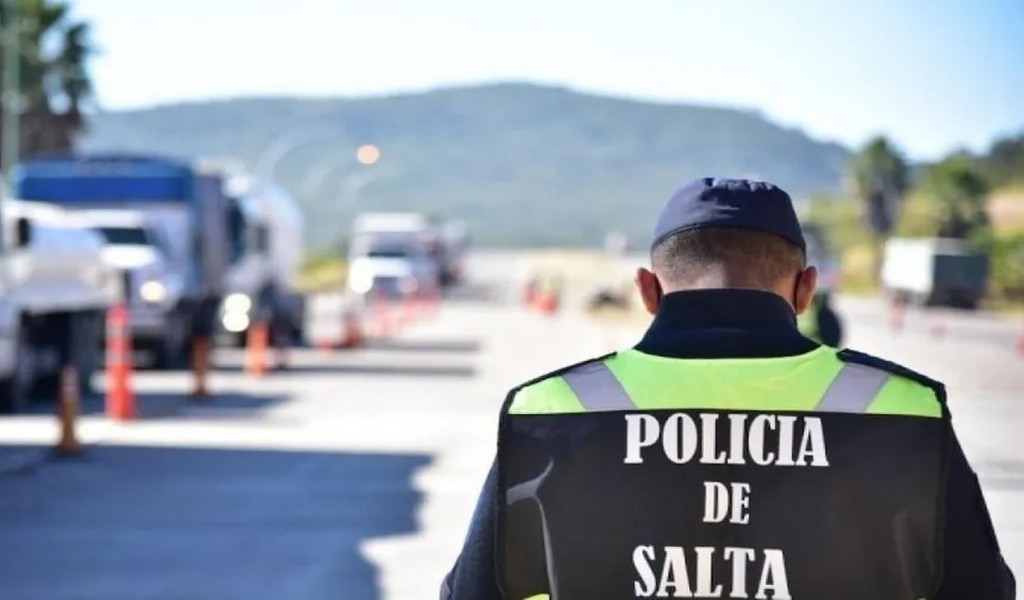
[442,178,1015,599]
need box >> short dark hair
[651,227,805,288]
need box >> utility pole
[0,0,20,250]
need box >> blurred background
[0,1,1021,599]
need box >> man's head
[635,178,818,315]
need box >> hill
[81,83,849,249]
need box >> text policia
[626,412,829,599]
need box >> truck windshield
[95,226,150,246]
[367,247,412,258]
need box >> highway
[0,252,1021,599]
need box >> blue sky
[72,0,1023,159]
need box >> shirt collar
[635,289,817,358]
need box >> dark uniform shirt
[442,289,1016,599]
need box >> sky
[71,0,1024,160]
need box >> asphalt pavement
[0,251,1020,599]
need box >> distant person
[799,289,843,347]
[441,178,1014,599]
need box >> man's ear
[793,265,819,315]
[635,267,663,315]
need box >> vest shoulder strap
[501,353,617,416]
[838,349,946,399]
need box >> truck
[217,174,306,346]
[12,154,234,365]
[346,212,442,300]
[0,198,116,413]
[881,237,990,309]
[346,212,470,299]
[71,209,191,366]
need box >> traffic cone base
[56,365,83,456]
[190,337,211,400]
[245,323,271,378]
[339,313,364,349]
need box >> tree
[979,132,1024,187]
[918,156,990,240]
[847,136,909,278]
[0,0,93,163]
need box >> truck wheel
[153,310,189,369]
[0,327,34,414]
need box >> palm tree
[0,0,93,162]
[847,136,909,279]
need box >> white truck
[347,212,442,300]
[71,209,191,366]
[12,154,236,364]
[881,237,990,309]
[0,199,116,413]
[217,174,305,345]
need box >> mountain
[81,83,849,249]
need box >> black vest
[497,358,950,600]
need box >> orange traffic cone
[106,304,136,421]
[245,322,270,378]
[535,292,559,315]
[55,364,82,456]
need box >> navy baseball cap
[651,177,806,252]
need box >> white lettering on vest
[747,415,776,466]
[625,414,660,464]
[700,414,727,464]
[662,413,698,464]
[775,416,797,466]
[723,547,755,599]
[634,545,658,597]
[694,547,724,597]
[622,412,828,467]
[657,546,693,598]
[727,414,746,465]
[795,417,829,467]
[755,550,791,600]
[633,546,791,599]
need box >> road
[0,251,1021,599]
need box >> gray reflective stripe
[816,363,892,413]
[561,362,636,411]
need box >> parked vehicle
[347,212,442,300]
[218,174,305,345]
[12,154,236,363]
[72,209,190,366]
[881,237,990,309]
[0,199,116,412]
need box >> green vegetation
[0,0,91,162]
[845,136,910,282]
[296,253,348,293]
[82,83,849,249]
[900,156,990,240]
[804,131,1024,305]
